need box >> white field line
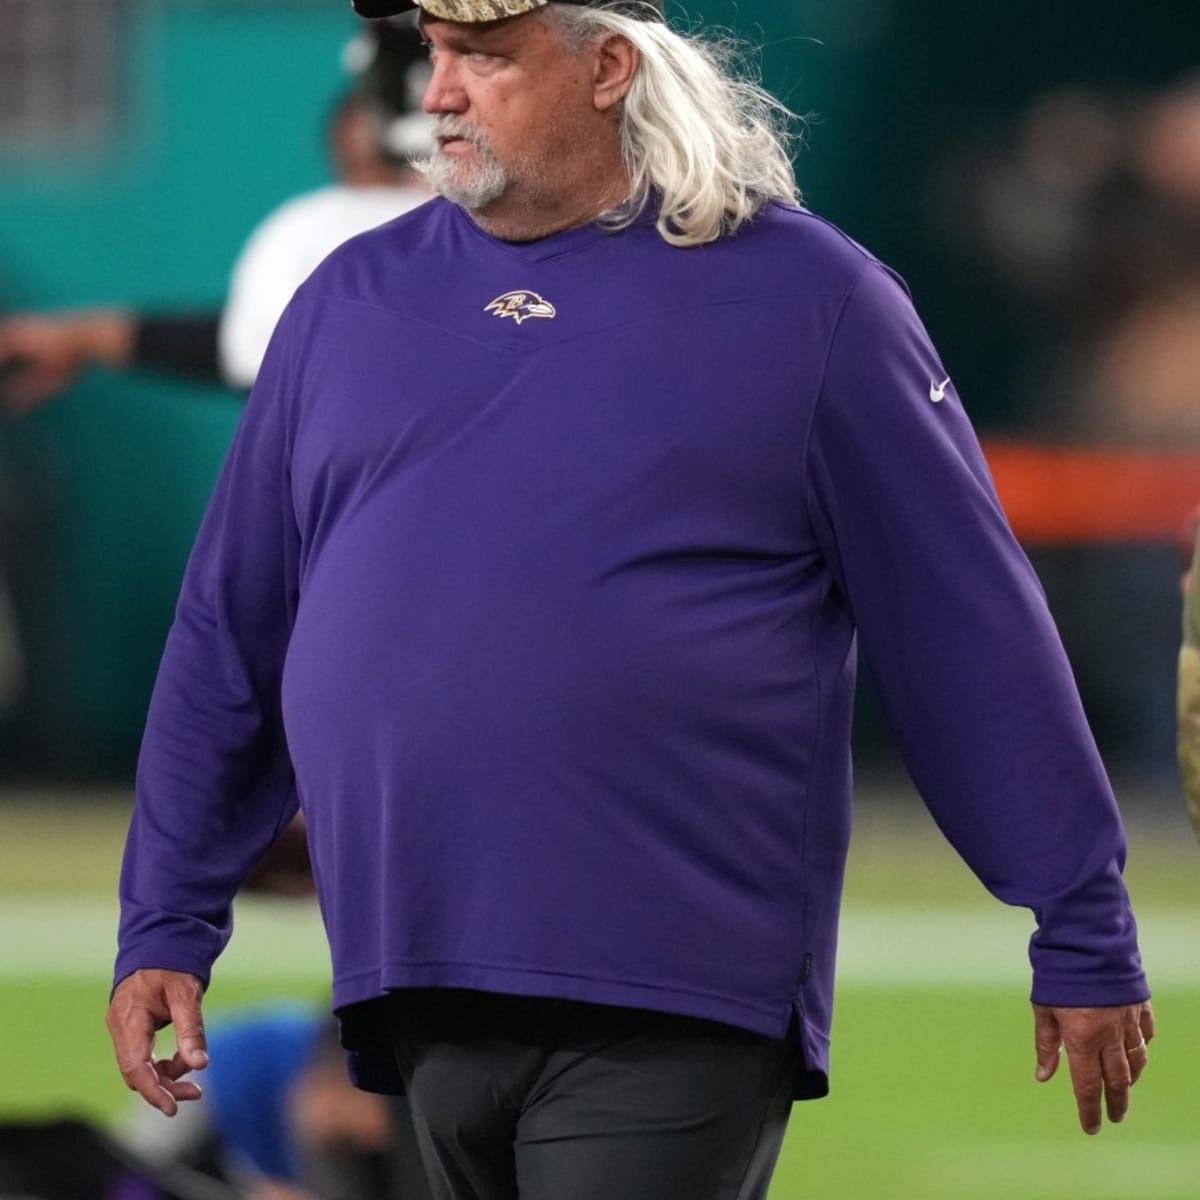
[0,897,331,982]
[837,906,1199,989]
[0,899,1195,987]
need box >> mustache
[432,117,491,151]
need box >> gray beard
[415,147,510,212]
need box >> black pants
[381,989,799,1200]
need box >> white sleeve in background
[218,184,429,390]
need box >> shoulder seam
[800,261,874,529]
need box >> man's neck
[465,172,632,243]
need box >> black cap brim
[351,0,663,22]
[352,0,415,16]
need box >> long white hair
[549,5,801,248]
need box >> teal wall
[0,1,1195,776]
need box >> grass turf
[2,789,1196,1198]
[5,978,1196,1199]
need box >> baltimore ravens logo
[484,291,558,326]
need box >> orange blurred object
[981,439,1200,544]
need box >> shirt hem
[335,960,787,1035]
[331,960,834,1101]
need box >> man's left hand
[1033,1000,1155,1134]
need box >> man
[107,2,1154,1197]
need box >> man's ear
[592,34,640,112]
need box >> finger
[108,1009,180,1116]
[1126,1037,1149,1086]
[106,999,159,1090]
[1125,1005,1151,1086]
[163,1079,204,1103]
[164,983,209,1071]
[153,1058,204,1103]
[1033,1005,1062,1083]
[1139,1002,1156,1046]
[113,1054,205,1116]
[157,1050,207,1083]
[122,1056,184,1116]
[1063,1042,1104,1135]
[1099,1042,1133,1125]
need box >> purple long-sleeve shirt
[117,198,1147,1098]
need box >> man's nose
[422,59,467,115]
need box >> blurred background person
[118,1003,407,1200]
[942,77,1200,446]
[0,15,433,407]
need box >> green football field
[2,790,1196,1199]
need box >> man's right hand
[106,968,209,1116]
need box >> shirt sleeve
[805,260,1148,1007]
[114,303,304,990]
[132,312,223,384]
[1179,528,1200,840]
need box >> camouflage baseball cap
[352,0,664,23]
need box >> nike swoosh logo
[929,376,951,404]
